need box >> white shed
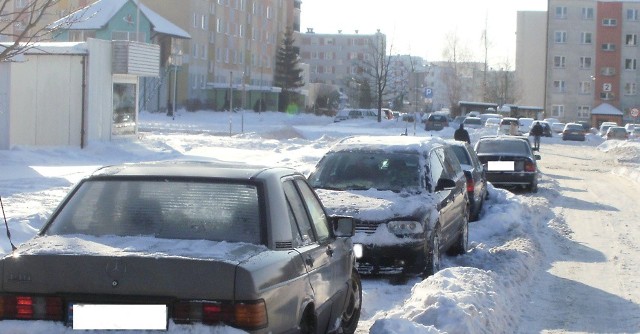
[0,38,159,149]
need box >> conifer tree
[274,27,304,112]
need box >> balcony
[112,41,160,77]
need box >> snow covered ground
[0,110,638,333]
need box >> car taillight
[0,295,64,320]
[525,161,536,172]
[466,178,474,192]
[173,300,267,330]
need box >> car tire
[299,307,316,334]
[448,214,469,256]
[529,181,538,193]
[340,270,362,334]
[422,226,442,277]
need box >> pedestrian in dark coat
[454,123,471,144]
[531,121,544,150]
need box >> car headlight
[387,221,423,236]
[353,244,363,259]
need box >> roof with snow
[49,0,190,39]
[591,103,623,115]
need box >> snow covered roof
[591,103,623,115]
[0,42,88,59]
[330,135,445,154]
[49,0,190,39]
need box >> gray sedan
[0,161,361,333]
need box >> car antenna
[0,196,17,251]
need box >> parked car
[606,126,629,140]
[562,123,586,141]
[551,122,566,134]
[543,118,560,126]
[576,121,592,132]
[630,127,640,139]
[475,136,541,193]
[449,141,488,221]
[518,118,535,134]
[462,116,483,129]
[334,108,379,122]
[530,121,552,137]
[599,122,618,136]
[624,123,638,134]
[424,113,450,131]
[479,113,503,126]
[450,116,466,129]
[485,117,501,129]
[499,117,520,135]
[0,161,362,333]
[308,136,469,277]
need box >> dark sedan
[562,123,586,141]
[0,161,362,333]
[475,136,541,193]
[449,141,488,221]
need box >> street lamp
[168,50,183,120]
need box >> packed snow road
[518,141,640,333]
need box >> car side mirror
[435,178,456,192]
[535,154,541,160]
[332,216,355,237]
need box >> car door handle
[326,246,334,257]
[305,256,314,267]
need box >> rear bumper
[486,172,536,186]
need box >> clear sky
[300,0,547,68]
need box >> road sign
[424,87,433,98]
[631,108,639,117]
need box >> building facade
[547,0,640,125]
[516,11,547,108]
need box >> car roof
[332,135,445,154]
[478,135,530,143]
[89,160,299,180]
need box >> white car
[462,116,483,129]
[551,122,566,133]
[485,117,501,128]
[518,118,534,134]
[499,117,520,135]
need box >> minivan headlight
[387,221,423,235]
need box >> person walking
[454,123,471,144]
[531,121,543,150]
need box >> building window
[602,18,617,26]
[555,6,567,19]
[579,56,592,69]
[625,58,637,70]
[625,34,637,46]
[16,0,27,8]
[553,80,566,93]
[582,7,594,20]
[577,106,591,118]
[555,31,567,43]
[217,18,222,33]
[624,82,637,95]
[201,15,206,30]
[551,105,565,117]
[601,43,616,51]
[627,9,639,21]
[600,92,614,100]
[600,67,616,76]
[581,32,592,44]
[579,81,592,94]
[554,56,566,68]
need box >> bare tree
[357,32,393,122]
[441,31,474,116]
[0,0,82,61]
[485,59,521,107]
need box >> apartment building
[296,29,386,107]
[547,0,640,124]
[516,11,547,108]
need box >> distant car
[606,126,629,140]
[630,127,640,139]
[543,118,560,126]
[551,122,566,133]
[479,113,503,126]
[562,123,586,141]
[624,123,638,133]
[308,136,469,277]
[576,121,591,132]
[599,122,618,136]
[462,116,482,129]
[484,117,501,128]
[475,136,541,193]
[424,113,450,131]
[334,108,379,122]
[451,116,466,129]
[449,141,488,221]
[518,118,535,134]
[499,117,520,135]
[0,161,362,333]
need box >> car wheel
[448,214,469,256]
[340,270,362,334]
[298,307,316,334]
[529,181,538,193]
[423,227,442,277]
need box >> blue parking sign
[424,87,433,98]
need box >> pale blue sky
[301,0,547,67]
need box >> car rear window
[565,124,583,131]
[464,118,481,125]
[430,115,447,121]
[45,180,263,244]
[476,139,529,155]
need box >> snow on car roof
[331,135,445,153]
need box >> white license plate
[488,161,515,171]
[72,304,167,330]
